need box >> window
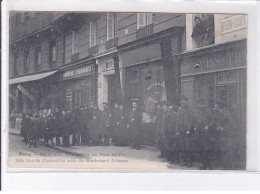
[35,46,41,68]
[49,41,56,66]
[196,77,214,108]
[90,21,97,47]
[191,14,215,48]
[71,30,79,55]
[107,13,115,40]
[23,50,29,73]
[137,13,153,29]
[13,52,19,75]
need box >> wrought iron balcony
[105,37,118,50]
[136,24,153,40]
[89,45,98,56]
[71,53,79,63]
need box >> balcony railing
[71,53,79,63]
[105,37,118,50]
[89,45,98,56]
[136,24,153,40]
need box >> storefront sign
[17,84,35,101]
[63,66,92,80]
[221,15,247,34]
[182,45,247,75]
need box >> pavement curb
[9,131,159,157]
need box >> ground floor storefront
[176,38,247,169]
[59,61,97,110]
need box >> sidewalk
[9,128,201,170]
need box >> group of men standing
[20,99,143,150]
[19,95,241,170]
[155,95,240,170]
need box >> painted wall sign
[182,45,247,75]
[220,15,247,35]
[63,66,92,80]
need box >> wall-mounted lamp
[194,64,200,69]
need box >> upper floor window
[23,50,29,73]
[107,13,115,40]
[13,52,19,76]
[191,14,215,48]
[49,41,56,66]
[90,21,97,47]
[72,30,79,55]
[35,46,41,68]
[137,13,153,29]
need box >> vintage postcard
[7,10,248,171]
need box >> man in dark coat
[78,106,88,145]
[89,104,102,146]
[128,99,142,150]
[176,95,196,167]
[165,103,178,163]
[157,102,168,158]
[110,103,120,143]
[213,101,235,169]
[100,102,111,146]
[155,103,163,147]
[44,115,54,146]
[195,99,215,170]
[53,107,62,146]
[71,105,80,146]
[62,110,72,147]
[29,114,40,148]
[115,104,128,146]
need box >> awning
[9,70,58,85]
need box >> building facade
[176,14,247,168]
[9,12,247,154]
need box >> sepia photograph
[7,11,247,171]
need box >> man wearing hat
[176,95,196,167]
[89,104,102,146]
[213,100,235,169]
[195,99,214,170]
[101,102,112,146]
[128,99,142,150]
[111,102,120,144]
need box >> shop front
[60,63,96,110]
[9,70,58,128]
[177,39,247,168]
[120,41,167,146]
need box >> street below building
[9,133,200,170]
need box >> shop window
[141,67,166,123]
[13,52,19,76]
[196,77,214,108]
[107,13,115,40]
[191,14,215,48]
[49,41,56,66]
[35,46,41,70]
[90,21,97,47]
[72,89,81,107]
[72,30,79,55]
[23,50,29,73]
[137,13,153,29]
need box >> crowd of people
[155,95,241,170]
[19,95,242,170]
[19,100,142,150]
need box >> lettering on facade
[221,15,247,34]
[182,46,247,75]
[63,66,92,79]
